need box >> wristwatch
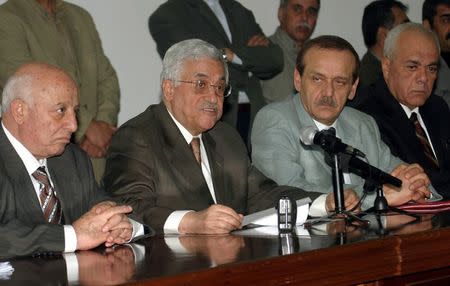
[221,48,228,62]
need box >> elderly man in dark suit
[149,0,283,145]
[354,23,450,198]
[0,63,144,259]
[103,39,359,234]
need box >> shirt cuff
[308,194,328,217]
[129,219,144,242]
[231,54,243,65]
[64,225,77,252]
[163,210,193,234]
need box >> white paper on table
[242,197,311,227]
[0,262,14,280]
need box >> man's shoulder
[256,99,296,122]
[342,106,377,126]
[112,104,163,145]
[61,1,94,22]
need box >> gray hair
[384,22,440,59]
[160,39,229,86]
[1,73,34,113]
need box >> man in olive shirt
[0,0,120,181]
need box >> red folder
[397,200,450,213]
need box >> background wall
[0,0,425,125]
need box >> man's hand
[325,189,360,213]
[384,163,431,206]
[80,136,106,158]
[73,203,133,250]
[178,205,243,234]
[84,120,117,151]
[247,34,270,47]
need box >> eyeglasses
[176,79,232,97]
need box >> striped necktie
[32,167,62,224]
[410,112,439,168]
[190,137,202,166]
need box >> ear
[278,7,285,25]
[162,79,174,101]
[381,57,391,81]
[348,78,360,100]
[9,99,28,125]
[423,19,431,30]
[377,27,388,44]
[293,68,302,92]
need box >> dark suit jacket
[0,125,107,259]
[148,0,283,125]
[103,103,319,232]
[353,79,450,198]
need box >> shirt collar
[399,103,420,119]
[2,123,47,175]
[313,119,337,131]
[166,108,202,144]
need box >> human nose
[324,81,334,97]
[66,110,78,133]
[416,67,428,85]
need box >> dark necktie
[190,137,202,166]
[32,167,62,224]
[410,112,439,168]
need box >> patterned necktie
[32,167,62,224]
[190,137,202,166]
[410,112,439,168]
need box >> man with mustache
[252,35,434,214]
[423,0,450,108]
[262,0,320,104]
[355,23,450,199]
[359,0,409,89]
[103,39,358,234]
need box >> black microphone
[299,126,366,158]
[343,154,402,187]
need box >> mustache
[200,102,219,111]
[317,96,338,107]
[297,22,312,31]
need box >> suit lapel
[420,100,445,168]
[293,97,332,174]
[0,126,45,223]
[47,155,78,223]
[203,132,225,204]
[191,0,231,45]
[157,105,214,205]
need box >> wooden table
[3,213,450,285]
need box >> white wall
[0,0,425,125]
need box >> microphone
[344,154,402,187]
[299,126,401,187]
[299,126,366,158]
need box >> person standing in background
[261,0,320,104]
[0,0,120,182]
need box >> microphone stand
[363,178,419,219]
[328,151,368,225]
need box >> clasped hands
[72,201,133,250]
[79,120,117,158]
[383,163,431,206]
